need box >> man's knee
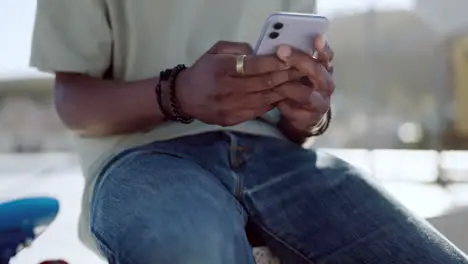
[135,229,225,263]
[314,150,370,181]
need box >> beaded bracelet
[156,65,194,124]
[168,64,194,124]
[155,69,172,120]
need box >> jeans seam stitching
[318,220,403,263]
[91,227,118,262]
[92,227,137,264]
[92,149,145,215]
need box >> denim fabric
[90,132,468,264]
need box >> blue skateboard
[0,197,60,264]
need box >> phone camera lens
[269,32,279,39]
[273,22,284,30]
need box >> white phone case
[254,12,329,56]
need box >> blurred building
[3,1,468,152]
[415,0,468,148]
[316,8,468,150]
[0,1,317,153]
[416,0,468,35]
[0,71,72,152]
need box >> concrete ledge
[0,73,71,152]
[0,70,53,96]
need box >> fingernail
[277,45,291,60]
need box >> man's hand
[176,41,305,126]
[275,36,335,143]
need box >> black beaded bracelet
[155,69,172,121]
[168,64,194,124]
[156,65,194,124]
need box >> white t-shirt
[30,0,316,254]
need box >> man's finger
[230,54,290,76]
[224,104,276,126]
[314,35,328,62]
[275,83,330,113]
[277,101,322,130]
[277,100,299,123]
[309,90,331,114]
[234,69,302,92]
[325,42,334,61]
[208,41,254,55]
[247,90,284,109]
[276,45,322,80]
[314,36,334,64]
[327,63,334,74]
[276,45,335,94]
[275,82,312,106]
[324,70,336,96]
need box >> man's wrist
[174,67,193,118]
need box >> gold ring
[236,55,246,75]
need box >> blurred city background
[1,0,468,263]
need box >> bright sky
[0,0,414,73]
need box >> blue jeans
[90,132,468,264]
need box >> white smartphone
[254,12,329,56]
[254,13,329,125]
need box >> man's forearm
[55,73,165,137]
